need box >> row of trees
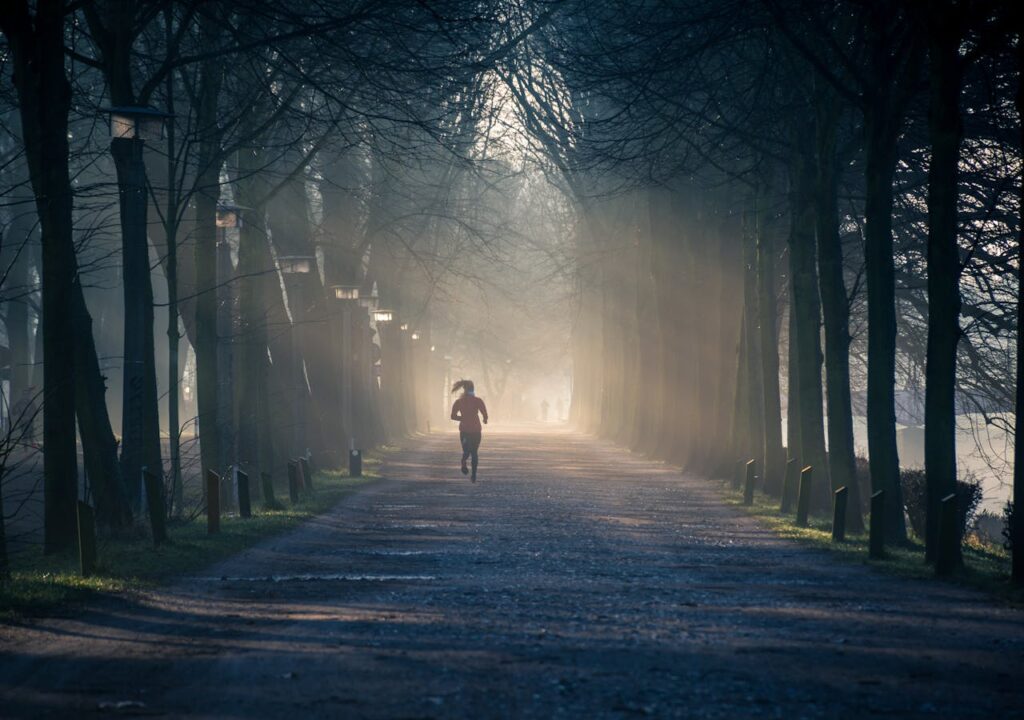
[537,1,1023,577]
[1,0,541,571]
[3,0,1023,587]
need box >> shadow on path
[1,428,1022,719]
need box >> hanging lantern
[101,106,171,142]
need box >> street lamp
[399,323,409,331]
[332,284,361,448]
[102,104,172,508]
[278,253,315,457]
[102,106,171,142]
[372,309,394,324]
[331,284,360,301]
[216,204,245,229]
[411,332,421,340]
[279,255,315,275]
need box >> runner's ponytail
[451,379,475,395]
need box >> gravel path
[2,427,1022,719]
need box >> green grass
[720,482,1024,605]
[0,462,382,620]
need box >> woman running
[450,379,488,482]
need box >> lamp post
[279,254,316,457]
[102,106,171,507]
[215,205,242,500]
[369,308,391,437]
[331,284,360,449]
[389,319,411,436]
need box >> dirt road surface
[2,428,1022,718]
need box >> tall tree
[919,0,967,563]
[1011,5,1024,584]
[814,82,864,531]
[0,0,80,553]
[788,113,830,505]
[82,1,169,501]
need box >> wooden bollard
[207,470,221,535]
[869,490,885,559]
[300,457,314,492]
[287,461,301,504]
[261,472,280,510]
[237,469,252,519]
[77,501,97,577]
[143,469,168,545]
[832,486,848,542]
[780,458,798,513]
[795,466,813,527]
[349,449,363,478]
[935,493,960,576]
[743,459,756,506]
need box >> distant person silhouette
[450,379,488,482]
[540,399,550,422]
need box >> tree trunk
[715,225,743,474]
[234,146,276,485]
[73,279,132,527]
[756,182,785,495]
[693,205,722,472]
[788,123,830,508]
[165,226,183,514]
[1013,9,1024,586]
[863,105,908,542]
[732,308,751,463]
[815,89,864,532]
[922,4,963,563]
[5,209,34,405]
[0,471,7,578]
[861,6,917,543]
[193,32,225,482]
[786,282,800,463]
[111,138,163,503]
[2,0,80,554]
[743,207,765,468]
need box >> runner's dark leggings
[460,431,481,476]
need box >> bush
[901,469,982,540]
[972,510,1004,547]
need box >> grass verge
[0,459,382,621]
[720,483,1023,605]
